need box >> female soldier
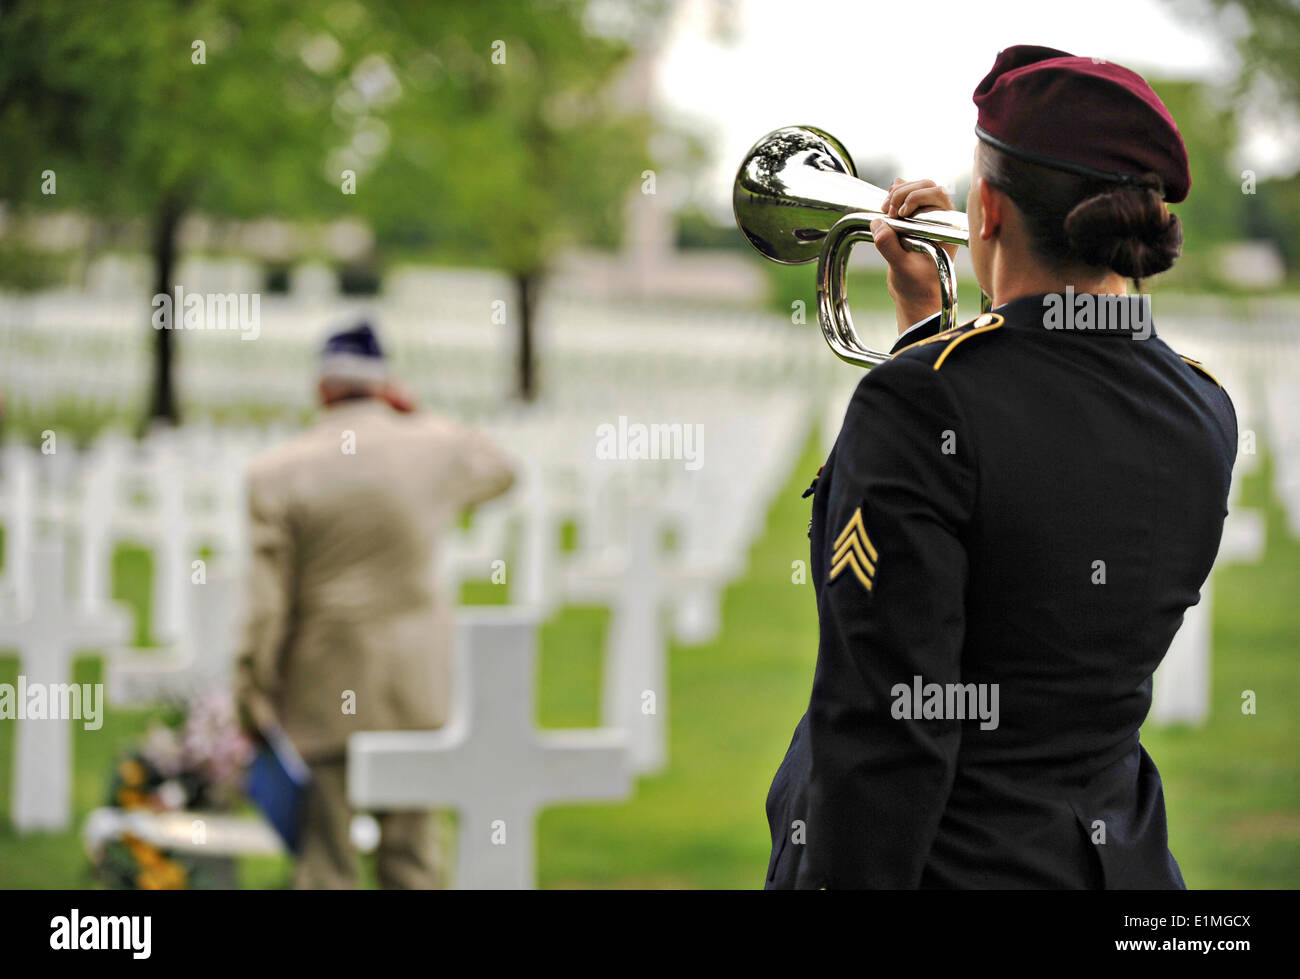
[765,45,1236,889]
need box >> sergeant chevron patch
[830,507,878,592]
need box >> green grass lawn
[1138,453,1300,888]
[0,435,1297,889]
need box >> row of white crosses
[1,430,255,705]
[0,289,839,423]
[1,349,1276,885]
[483,393,811,775]
[351,389,811,884]
[99,427,261,706]
[0,429,265,833]
[0,386,811,882]
[1264,369,1300,538]
[355,391,814,886]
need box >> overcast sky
[652,0,1294,218]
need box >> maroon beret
[973,45,1190,203]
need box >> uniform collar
[993,291,1156,339]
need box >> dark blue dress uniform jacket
[765,293,1237,889]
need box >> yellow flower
[122,834,166,869]
[117,759,147,788]
[138,860,188,890]
[116,788,147,809]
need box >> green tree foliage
[1198,0,1300,109]
[1167,0,1300,278]
[357,1,665,399]
[0,0,361,421]
[1148,80,1245,257]
[0,0,667,412]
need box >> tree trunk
[147,196,184,425]
[514,270,540,402]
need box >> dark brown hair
[976,141,1183,284]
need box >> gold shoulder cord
[890,325,964,358]
[933,313,1005,371]
[1178,355,1223,388]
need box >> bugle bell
[733,125,984,368]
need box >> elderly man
[235,320,515,889]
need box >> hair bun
[1063,183,1183,280]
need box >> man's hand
[236,689,277,745]
[872,178,960,335]
[380,381,416,413]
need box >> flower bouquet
[94,688,254,890]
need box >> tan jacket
[234,398,514,761]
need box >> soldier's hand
[872,178,959,335]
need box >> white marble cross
[347,607,631,889]
[437,499,511,600]
[106,571,243,706]
[0,538,132,832]
[83,432,195,645]
[1151,498,1265,725]
[145,440,190,644]
[563,509,669,775]
[513,459,562,613]
[1,443,36,615]
[76,436,121,616]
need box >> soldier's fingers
[884,179,938,215]
[887,179,937,201]
[870,218,909,264]
[896,185,954,218]
[884,177,905,208]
